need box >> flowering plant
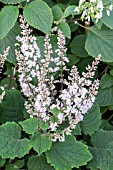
[0,0,113,170]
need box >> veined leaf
[63,5,80,18]
[31,133,52,155]
[23,0,53,34]
[100,74,113,89]
[57,22,71,39]
[52,5,63,21]
[0,22,20,64]
[0,122,31,159]
[27,155,55,170]
[96,86,113,106]
[46,135,92,170]
[19,118,38,135]
[80,104,101,135]
[0,0,25,4]
[85,25,113,62]
[88,129,113,170]
[0,6,19,39]
[0,90,24,123]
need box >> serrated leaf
[50,107,59,115]
[100,74,113,89]
[46,135,92,170]
[96,86,113,106]
[39,120,49,131]
[85,25,113,62]
[31,133,52,155]
[52,5,63,21]
[0,122,31,159]
[23,0,53,34]
[70,34,89,57]
[67,54,80,68]
[93,19,102,29]
[101,9,113,29]
[57,22,71,39]
[0,22,20,64]
[27,155,55,170]
[0,0,25,4]
[80,104,101,135]
[19,118,38,134]
[63,5,80,18]
[88,129,113,170]
[0,90,24,123]
[0,6,19,39]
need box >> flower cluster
[74,0,113,23]
[16,15,100,142]
[0,47,10,75]
[0,47,10,103]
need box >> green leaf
[0,90,24,123]
[0,0,25,4]
[50,107,59,115]
[0,157,5,167]
[67,54,80,68]
[31,133,52,155]
[39,120,49,131]
[0,122,31,159]
[101,9,113,29]
[27,155,55,170]
[46,135,92,170]
[0,77,17,89]
[100,74,113,89]
[70,34,89,57]
[57,22,71,39]
[63,5,80,18]
[80,104,101,135]
[0,6,19,39]
[85,25,113,62]
[23,0,53,34]
[96,86,113,106]
[19,118,38,134]
[52,5,63,21]
[0,22,20,64]
[5,159,24,170]
[72,124,81,135]
[88,129,113,170]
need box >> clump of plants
[0,0,113,170]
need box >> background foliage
[0,0,113,169]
